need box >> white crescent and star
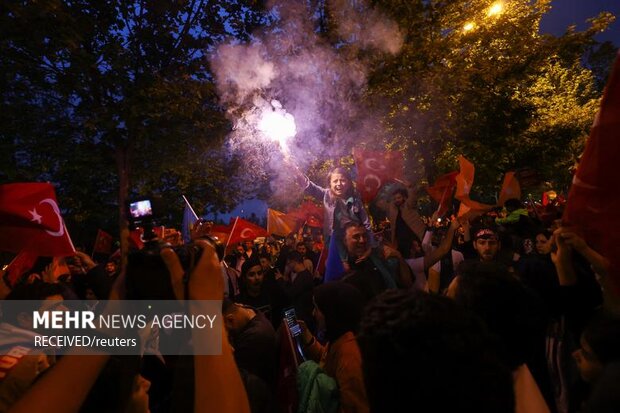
[364,174,382,192]
[29,208,43,224]
[240,228,255,239]
[29,199,65,237]
[363,158,386,172]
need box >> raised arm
[423,218,459,271]
[162,241,251,413]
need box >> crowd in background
[0,169,618,413]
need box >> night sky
[540,0,620,45]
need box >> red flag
[93,229,113,255]
[288,201,324,227]
[275,322,299,412]
[0,183,75,256]
[226,217,269,249]
[152,225,165,240]
[563,51,620,290]
[209,224,231,245]
[4,250,38,287]
[426,171,458,216]
[128,228,144,250]
[353,148,404,203]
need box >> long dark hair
[314,282,364,342]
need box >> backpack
[297,360,339,413]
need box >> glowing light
[258,100,297,157]
[463,22,475,32]
[487,2,504,17]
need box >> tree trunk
[116,145,130,271]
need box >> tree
[364,0,613,195]
[0,0,268,252]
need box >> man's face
[344,225,369,259]
[329,173,350,198]
[474,238,499,262]
[296,245,307,256]
[393,193,406,207]
[244,241,253,251]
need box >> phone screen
[129,200,153,218]
[283,307,306,363]
[284,307,302,338]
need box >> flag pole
[91,229,99,258]
[182,195,199,220]
[224,217,240,252]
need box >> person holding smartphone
[299,283,369,413]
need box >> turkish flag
[209,224,231,245]
[4,250,38,287]
[128,228,144,250]
[563,50,620,291]
[353,148,404,203]
[0,183,75,256]
[426,171,458,216]
[498,172,521,207]
[93,229,113,255]
[226,217,268,249]
[288,200,324,227]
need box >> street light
[487,1,504,17]
[463,22,475,32]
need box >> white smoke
[210,0,404,202]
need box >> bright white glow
[463,22,475,32]
[258,100,297,156]
[487,2,504,17]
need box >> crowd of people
[0,166,618,413]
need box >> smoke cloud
[209,0,404,204]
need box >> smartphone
[283,307,306,363]
[284,307,302,338]
[129,200,153,219]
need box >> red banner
[353,148,404,203]
[0,183,75,256]
[563,51,620,290]
[288,200,324,228]
[93,229,113,255]
[426,171,458,216]
[4,250,38,287]
[226,217,269,248]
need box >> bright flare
[258,100,297,156]
[487,2,504,17]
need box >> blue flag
[182,204,197,243]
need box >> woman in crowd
[299,282,369,413]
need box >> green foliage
[365,0,611,194]
[0,0,269,245]
[0,0,613,246]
